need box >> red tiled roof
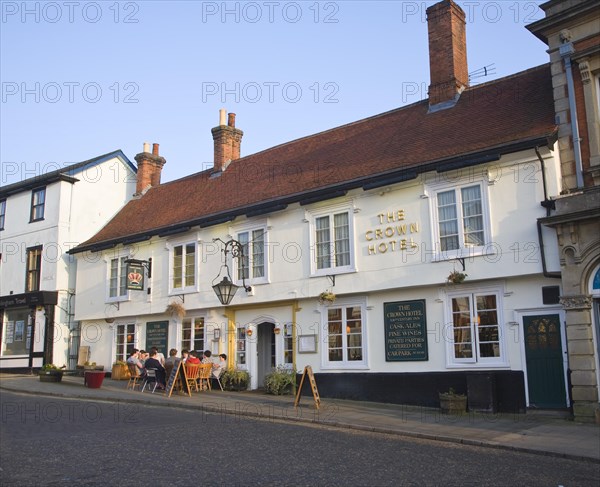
[76,64,556,251]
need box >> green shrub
[264,366,296,395]
[221,369,250,391]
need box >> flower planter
[39,371,63,383]
[111,363,130,380]
[439,393,467,414]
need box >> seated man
[144,350,167,388]
[127,349,144,374]
[212,353,227,379]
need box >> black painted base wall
[299,370,526,414]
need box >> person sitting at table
[181,349,189,363]
[165,348,178,368]
[151,346,166,366]
[139,350,149,366]
[212,353,227,379]
[127,349,144,373]
[201,350,213,364]
[144,349,166,389]
[186,350,200,364]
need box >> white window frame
[180,315,206,353]
[307,203,356,277]
[167,239,198,295]
[425,177,492,262]
[444,285,508,368]
[232,222,269,286]
[320,297,368,370]
[114,323,137,363]
[105,255,130,303]
[235,326,248,369]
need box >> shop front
[0,291,58,371]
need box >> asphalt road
[1,390,598,486]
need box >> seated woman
[144,350,167,389]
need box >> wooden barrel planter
[111,363,130,380]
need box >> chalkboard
[145,321,169,355]
[384,299,428,361]
[166,359,191,398]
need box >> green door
[523,314,567,408]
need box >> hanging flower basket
[165,301,186,319]
[447,271,467,284]
[318,291,336,305]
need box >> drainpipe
[559,40,585,189]
[535,146,561,279]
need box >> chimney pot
[228,113,236,127]
[152,143,159,156]
[143,142,150,153]
[219,108,226,126]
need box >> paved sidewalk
[1,373,598,463]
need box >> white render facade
[0,151,137,370]
[73,147,567,412]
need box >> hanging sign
[126,262,145,290]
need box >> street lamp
[212,238,252,305]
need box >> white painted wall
[75,149,562,381]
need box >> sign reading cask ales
[145,321,168,355]
[384,299,428,361]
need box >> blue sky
[1,1,548,186]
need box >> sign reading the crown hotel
[365,210,419,255]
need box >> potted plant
[264,366,297,395]
[39,364,65,383]
[447,270,467,284]
[111,360,130,380]
[439,387,467,414]
[221,368,250,391]
[165,301,186,319]
[318,291,336,305]
[83,361,104,371]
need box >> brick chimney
[134,142,166,195]
[211,109,243,172]
[427,0,469,109]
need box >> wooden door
[523,314,567,408]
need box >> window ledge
[445,362,509,369]
[320,364,369,370]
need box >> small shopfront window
[236,327,247,366]
[283,323,293,365]
[181,317,205,352]
[445,288,506,366]
[115,323,136,362]
[322,302,367,368]
[1,308,33,357]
